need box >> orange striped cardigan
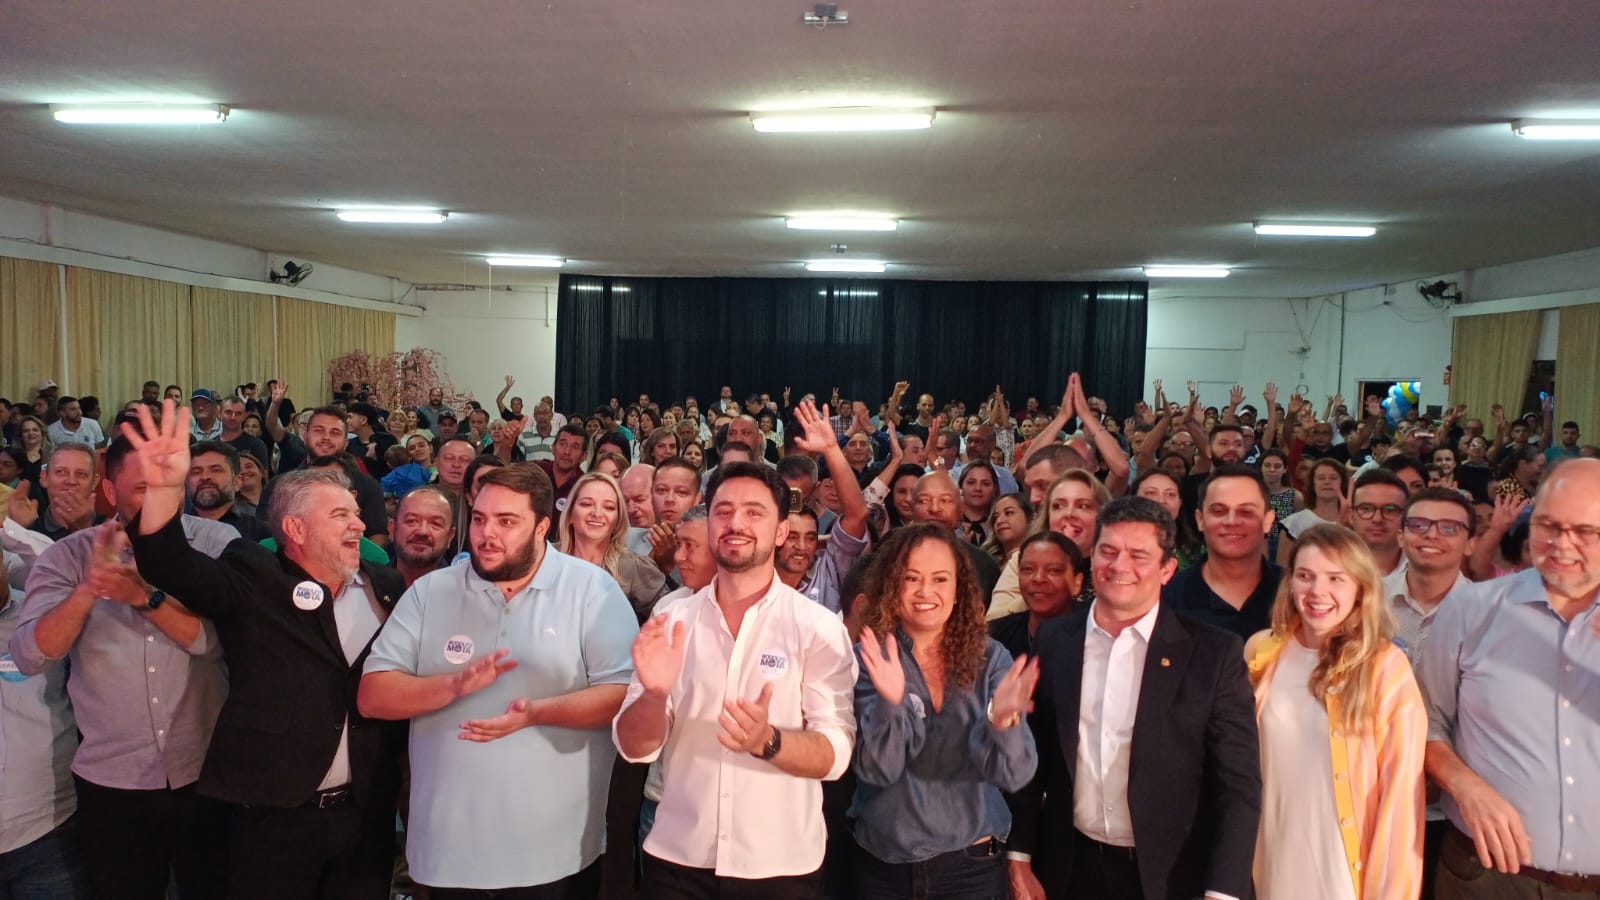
[1246,633,1428,900]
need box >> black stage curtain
[555,275,1147,419]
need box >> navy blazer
[1007,603,1261,900]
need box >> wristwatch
[756,726,782,761]
[141,589,167,612]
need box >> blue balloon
[1381,396,1404,425]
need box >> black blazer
[130,515,406,810]
[1008,604,1261,900]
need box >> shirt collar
[1087,599,1161,643]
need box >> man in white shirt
[45,396,105,448]
[1007,496,1260,900]
[612,462,857,898]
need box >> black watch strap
[144,589,167,611]
[756,726,782,761]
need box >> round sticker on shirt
[443,634,475,665]
[555,496,569,513]
[757,649,789,680]
[291,581,324,611]
[0,653,27,683]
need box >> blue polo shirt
[365,552,638,889]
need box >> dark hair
[143,380,160,390]
[476,462,555,521]
[307,453,363,483]
[775,454,819,483]
[705,461,787,513]
[1562,420,1580,431]
[591,430,630,468]
[1198,461,1271,506]
[1405,486,1478,536]
[653,456,701,486]
[640,426,678,463]
[957,459,998,491]
[1208,423,1245,444]
[462,454,508,496]
[1494,443,1541,480]
[1354,467,1409,495]
[347,401,380,422]
[1018,529,1089,577]
[887,463,930,527]
[1094,495,1177,563]
[1500,518,1530,565]
[719,440,755,460]
[104,435,138,480]
[1382,454,1426,484]
[190,440,241,474]
[859,524,988,690]
[1308,457,1350,495]
[1131,467,1181,495]
[308,405,348,426]
[557,422,590,446]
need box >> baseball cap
[36,380,58,393]
[191,388,220,404]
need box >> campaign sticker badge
[0,653,27,683]
[292,581,324,611]
[757,649,789,680]
[443,635,475,665]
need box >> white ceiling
[3,0,1599,300]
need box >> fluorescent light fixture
[1254,222,1376,238]
[805,259,886,273]
[1143,266,1230,278]
[751,107,935,133]
[52,103,229,125]
[336,209,448,224]
[786,215,899,232]
[1511,119,1600,140]
[485,256,564,267]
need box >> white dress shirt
[613,576,857,879]
[318,573,382,790]
[1074,600,1160,846]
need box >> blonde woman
[1245,523,1426,900]
[556,471,666,622]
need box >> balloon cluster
[1381,381,1420,426]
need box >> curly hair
[859,523,989,691]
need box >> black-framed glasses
[1403,516,1470,538]
[1529,518,1600,547]
[1354,503,1404,522]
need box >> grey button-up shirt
[8,516,237,791]
[1,587,78,854]
[1419,568,1600,874]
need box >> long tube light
[336,209,448,224]
[485,256,565,267]
[1511,119,1600,140]
[52,103,229,125]
[805,259,887,273]
[752,108,935,133]
[786,216,899,231]
[1143,266,1230,278]
[1254,222,1376,238]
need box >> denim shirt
[851,632,1037,863]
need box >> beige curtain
[190,287,278,396]
[1557,304,1600,436]
[1450,311,1540,420]
[276,297,396,406]
[65,266,192,408]
[0,258,64,399]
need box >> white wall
[396,282,559,406]
[1145,283,1453,412]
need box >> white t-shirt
[46,418,105,447]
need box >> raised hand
[1186,380,1198,399]
[646,522,677,572]
[1229,385,1245,408]
[783,386,792,407]
[791,401,838,455]
[1490,403,1507,424]
[718,681,775,755]
[504,374,515,388]
[633,614,687,696]
[1263,382,1279,408]
[270,380,289,403]
[7,480,39,528]
[120,399,193,491]
[458,697,539,743]
[1331,393,1345,410]
[988,653,1039,731]
[1490,494,1529,533]
[450,648,518,700]
[858,626,906,705]
[892,380,910,398]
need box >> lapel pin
[1160,657,1171,667]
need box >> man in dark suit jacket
[1007,496,1260,900]
[122,401,406,900]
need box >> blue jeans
[854,838,1008,900]
[0,819,93,900]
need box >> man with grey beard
[186,441,269,542]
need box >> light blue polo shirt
[365,551,638,889]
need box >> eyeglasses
[1403,516,1470,538]
[1354,503,1404,522]
[1529,518,1600,547]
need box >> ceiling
[3,0,1600,301]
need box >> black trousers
[429,861,601,900]
[222,798,394,900]
[642,854,822,900]
[1065,830,1143,900]
[72,776,228,900]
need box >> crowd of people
[1,369,1597,900]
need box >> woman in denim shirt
[852,523,1040,899]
